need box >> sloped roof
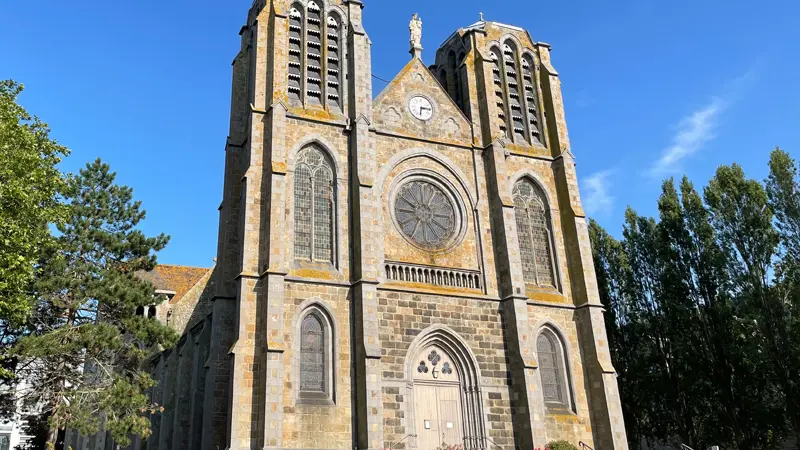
[137,265,212,304]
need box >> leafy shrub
[546,440,579,450]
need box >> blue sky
[2,0,798,267]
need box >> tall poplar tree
[11,159,177,447]
[765,148,800,442]
[590,149,800,449]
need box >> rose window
[394,180,456,250]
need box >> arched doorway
[413,345,463,449]
[406,326,486,450]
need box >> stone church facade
[67,1,629,449]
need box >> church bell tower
[137,1,631,449]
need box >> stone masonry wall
[280,281,353,449]
[527,304,595,446]
[377,290,516,450]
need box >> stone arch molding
[287,0,347,23]
[404,325,488,449]
[287,135,346,182]
[375,149,481,277]
[506,170,557,214]
[487,33,527,55]
[374,148,478,208]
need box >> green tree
[590,158,795,449]
[705,163,786,448]
[589,219,649,444]
[11,160,177,447]
[765,148,800,442]
[0,80,68,328]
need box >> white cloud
[647,65,762,178]
[582,170,615,217]
[649,97,725,177]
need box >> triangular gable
[373,58,472,146]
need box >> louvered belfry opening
[512,178,556,288]
[294,145,335,264]
[490,48,509,139]
[288,5,304,103]
[326,14,342,109]
[306,1,323,104]
[503,43,528,143]
[521,54,542,144]
[490,40,545,145]
[287,2,344,110]
[447,51,463,111]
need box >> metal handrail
[463,435,502,450]
[680,445,695,450]
[389,434,417,450]
[579,441,594,450]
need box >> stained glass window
[513,179,556,287]
[300,314,325,392]
[537,329,566,405]
[394,180,456,250]
[294,146,335,263]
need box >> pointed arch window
[513,178,556,288]
[300,313,325,392]
[537,328,573,411]
[294,146,335,263]
[298,306,335,404]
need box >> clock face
[409,96,433,121]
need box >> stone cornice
[373,128,474,150]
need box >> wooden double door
[414,383,464,450]
[412,345,465,450]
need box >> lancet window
[294,145,335,263]
[513,178,557,288]
[537,328,573,411]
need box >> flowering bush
[434,444,464,450]
[545,440,579,450]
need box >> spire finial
[479,12,485,21]
[409,13,423,59]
